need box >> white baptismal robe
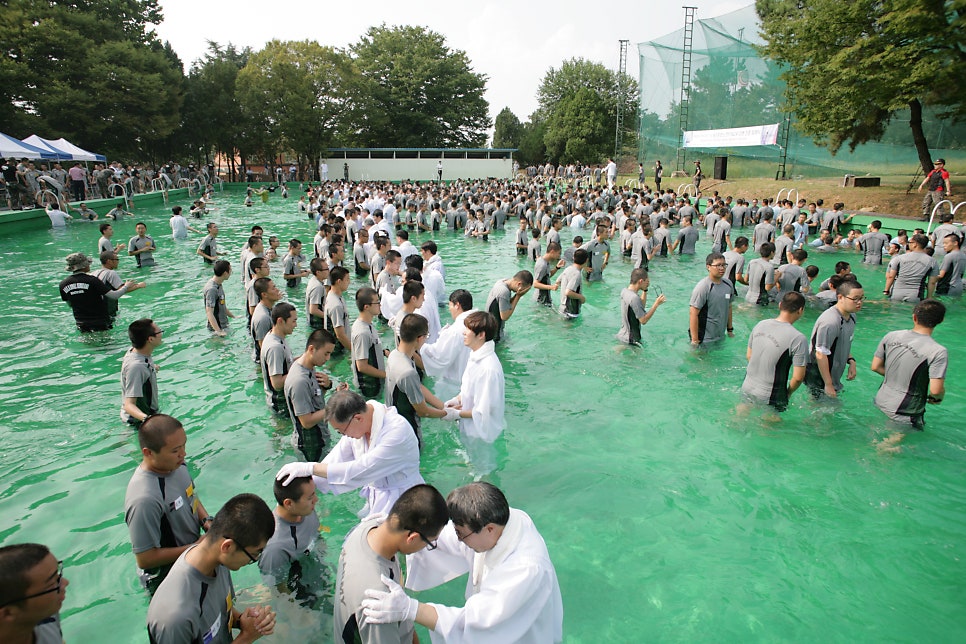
[421,310,474,387]
[405,509,563,644]
[458,341,505,442]
[314,401,423,518]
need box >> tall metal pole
[676,6,697,173]
[615,39,629,160]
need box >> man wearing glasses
[689,253,735,346]
[804,279,864,399]
[361,482,563,644]
[0,543,68,644]
[121,318,163,426]
[276,389,422,519]
[334,484,448,643]
[147,494,277,644]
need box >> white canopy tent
[22,135,73,160]
[0,132,58,160]
[46,137,106,162]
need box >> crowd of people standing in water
[6,169,959,643]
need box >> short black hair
[138,414,184,452]
[128,318,155,349]
[213,260,231,277]
[0,543,51,607]
[271,301,296,325]
[446,481,510,532]
[207,493,275,549]
[449,289,472,311]
[914,299,946,328]
[273,476,313,505]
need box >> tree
[756,0,966,172]
[536,58,638,164]
[543,88,612,164]
[0,0,183,160]
[516,119,548,166]
[237,40,356,179]
[493,107,524,149]
[350,25,490,147]
[181,43,250,175]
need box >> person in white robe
[361,481,563,644]
[443,311,505,473]
[276,390,422,519]
[420,290,474,400]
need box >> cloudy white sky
[155,0,749,125]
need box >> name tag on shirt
[725,293,731,299]
[203,613,222,644]
[172,496,184,511]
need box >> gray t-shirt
[859,231,890,264]
[652,227,672,256]
[98,236,114,255]
[485,279,512,340]
[582,239,609,281]
[198,235,217,263]
[527,238,542,262]
[385,349,424,437]
[146,547,235,644]
[936,249,966,295]
[711,220,731,251]
[745,258,775,305]
[689,277,733,343]
[617,287,647,344]
[723,250,745,295]
[753,222,775,252]
[334,515,413,644]
[250,302,272,362]
[773,235,793,265]
[742,318,808,409]
[873,329,948,424]
[129,234,156,267]
[33,615,62,644]
[120,349,158,423]
[305,276,327,330]
[261,332,293,411]
[351,317,385,393]
[284,360,326,433]
[259,508,322,588]
[375,270,400,295]
[776,263,807,297]
[675,227,699,254]
[282,253,306,287]
[202,278,228,332]
[887,252,936,302]
[125,464,202,589]
[324,293,349,345]
[557,265,583,318]
[806,306,856,393]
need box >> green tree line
[2,1,638,173]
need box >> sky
[155,0,750,125]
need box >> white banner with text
[682,123,780,148]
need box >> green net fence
[637,4,966,179]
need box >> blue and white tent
[0,132,60,160]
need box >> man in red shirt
[919,158,952,220]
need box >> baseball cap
[934,158,946,164]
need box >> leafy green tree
[536,58,638,164]
[0,0,183,160]
[181,42,250,174]
[350,25,490,147]
[493,107,524,148]
[543,88,612,164]
[756,0,966,171]
[517,119,548,166]
[237,40,355,179]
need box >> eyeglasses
[233,542,261,564]
[843,295,865,303]
[332,414,358,435]
[454,527,478,542]
[0,561,64,607]
[709,263,727,269]
[151,329,163,336]
[415,532,438,550]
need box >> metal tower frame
[614,39,629,160]
[775,112,792,180]
[676,6,697,173]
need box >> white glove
[361,575,418,624]
[444,396,460,408]
[443,407,460,422]
[276,462,317,485]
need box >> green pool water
[2,190,965,643]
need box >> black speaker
[713,155,728,180]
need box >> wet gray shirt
[120,349,158,422]
[745,258,775,305]
[887,252,935,302]
[742,318,807,407]
[873,329,947,423]
[689,277,733,343]
[147,547,235,644]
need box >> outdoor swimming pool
[1,190,964,642]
